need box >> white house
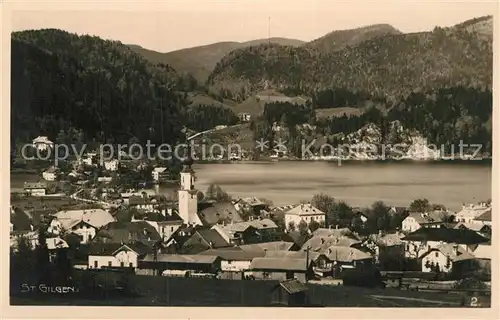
[88,243,151,269]
[455,203,491,224]
[284,203,325,229]
[104,159,120,171]
[42,167,58,181]
[32,136,54,152]
[401,211,448,233]
[152,167,168,182]
[420,244,475,273]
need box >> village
[10,136,492,306]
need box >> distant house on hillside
[419,243,476,275]
[103,159,119,172]
[32,136,54,152]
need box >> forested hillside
[208,16,492,101]
[11,29,184,147]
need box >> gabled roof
[312,228,358,239]
[95,221,161,244]
[454,222,490,232]
[324,246,373,262]
[46,237,69,250]
[474,209,491,222]
[198,201,243,226]
[239,241,296,252]
[198,248,266,261]
[143,253,218,264]
[195,229,230,248]
[368,233,404,247]
[281,231,310,247]
[301,234,361,253]
[420,244,475,262]
[472,244,491,260]
[53,209,115,230]
[285,204,324,216]
[402,228,489,244]
[264,250,322,263]
[249,257,308,271]
[112,242,152,256]
[10,207,32,232]
[279,279,308,294]
[405,211,447,225]
[88,242,123,256]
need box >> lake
[183,160,492,212]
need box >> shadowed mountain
[128,37,305,84]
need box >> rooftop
[402,228,489,245]
[249,257,309,271]
[198,248,266,261]
[285,203,325,216]
[143,253,218,264]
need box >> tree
[197,191,205,201]
[205,184,231,202]
[409,198,432,213]
[288,221,296,232]
[311,193,339,227]
[298,220,309,235]
[308,220,320,232]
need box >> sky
[8,0,498,53]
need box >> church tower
[178,146,202,226]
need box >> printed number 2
[470,297,478,307]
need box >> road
[69,188,118,209]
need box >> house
[24,182,47,196]
[181,228,232,254]
[401,211,449,233]
[284,203,325,229]
[93,221,162,245]
[301,234,363,253]
[152,167,169,183]
[197,201,243,226]
[419,244,476,275]
[247,257,311,282]
[455,202,491,223]
[46,237,70,262]
[131,207,184,242]
[88,242,153,269]
[128,195,156,211]
[103,159,119,171]
[453,222,491,237]
[162,224,196,253]
[233,197,269,217]
[271,279,308,307]
[401,227,489,259]
[473,208,492,227]
[363,232,405,267]
[138,254,221,276]
[312,246,374,278]
[198,248,266,279]
[49,209,115,243]
[470,243,491,276]
[32,136,54,152]
[211,218,279,245]
[42,166,58,181]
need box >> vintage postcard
[1,0,499,319]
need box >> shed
[271,279,308,306]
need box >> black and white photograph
[4,0,498,312]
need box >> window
[94,261,98,268]
[435,252,439,257]
[108,261,112,267]
[129,263,133,267]
[120,262,124,267]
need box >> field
[10,271,487,307]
